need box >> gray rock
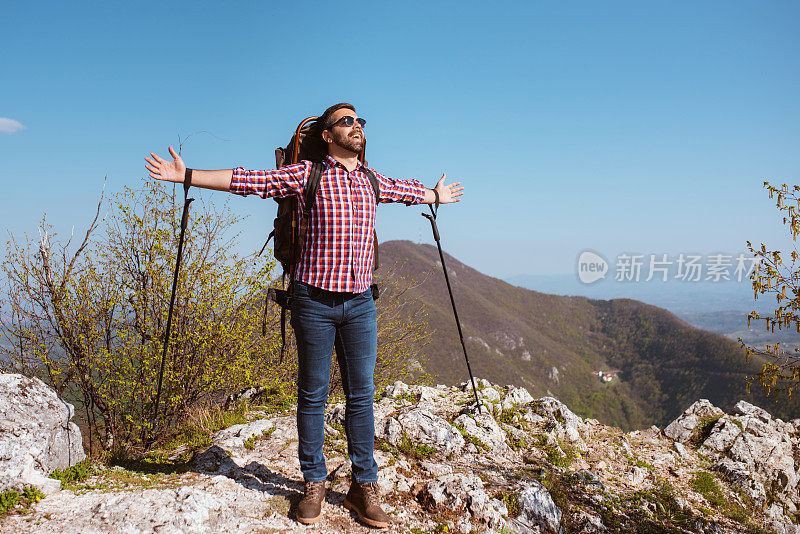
[510,479,562,534]
[727,431,797,492]
[325,403,346,426]
[462,378,502,403]
[211,419,274,452]
[712,458,766,503]
[528,397,586,448]
[378,408,465,456]
[416,473,507,528]
[384,380,409,398]
[453,411,510,455]
[673,441,691,459]
[733,400,772,423]
[701,415,743,453]
[0,374,85,494]
[573,510,608,533]
[664,399,724,443]
[501,386,534,412]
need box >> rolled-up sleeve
[230,161,309,199]
[371,169,426,205]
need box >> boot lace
[301,480,325,502]
[362,482,380,502]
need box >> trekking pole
[153,165,194,429]
[421,201,483,413]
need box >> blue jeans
[291,280,379,483]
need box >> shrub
[0,491,19,515]
[49,460,94,485]
[0,181,282,453]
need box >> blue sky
[2,1,799,281]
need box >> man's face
[326,109,366,154]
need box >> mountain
[505,273,775,316]
[375,240,800,431]
[5,375,797,532]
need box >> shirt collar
[324,155,365,172]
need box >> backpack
[261,116,381,357]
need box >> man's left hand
[433,174,463,204]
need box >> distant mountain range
[506,273,800,349]
[376,240,800,431]
[505,273,774,316]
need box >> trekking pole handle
[180,198,194,231]
[421,212,440,242]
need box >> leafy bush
[49,459,94,485]
[0,491,19,515]
[22,487,44,504]
[0,181,282,452]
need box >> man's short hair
[318,103,356,131]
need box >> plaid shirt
[230,155,426,293]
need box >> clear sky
[2,1,799,279]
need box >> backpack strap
[303,162,325,218]
[363,169,381,271]
[362,169,380,205]
[276,161,325,363]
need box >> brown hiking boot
[343,481,390,528]
[296,480,326,524]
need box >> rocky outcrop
[0,374,85,495]
[664,397,800,531]
[2,378,799,533]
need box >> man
[145,103,463,528]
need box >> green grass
[250,385,297,414]
[495,490,521,517]
[531,434,575,468]
[688,415,722,448]
[152,402,251,461]
[690,471,725,507]
[244,427,275,450]
[0,490,19,515]
[497,405,524,425]
[454,423,490,452]
[0,486,46,517]
[625,453,654,470]
[49,459,94,486]
[396,432,436,460]
[504,428,528,451]
[690,471,754,524]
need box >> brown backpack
[262,117,381,356]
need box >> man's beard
[331,128,365,154]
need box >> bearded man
[145,103,463,528]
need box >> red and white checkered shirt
[231,155,426,293]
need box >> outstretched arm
[145,146,232,192]
[423,174,463,204]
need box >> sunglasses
[327,115,366,129]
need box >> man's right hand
[145,146,186,184]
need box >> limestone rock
[378,408,465,456]
[733,400,772,422]
[0,374,86,494]
[573,510,608,533]
[701,415,743,453]
[664,399,724,443]
[415,473,508,529]
[211,419,274,453]
[453,411,511,455]
[528,396,586,448]
[501,386,534,412]
[712,458,766,503]
[509,479,562,534]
